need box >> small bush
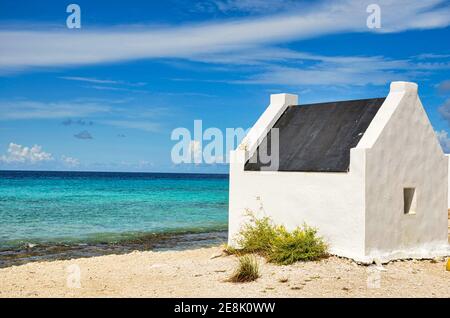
[223,244,241,255]
[267,224,328,265]
[232,212,328,265]
[237,211,278,255]
[228,255,260,283]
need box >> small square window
[403,188,417,215]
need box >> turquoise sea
[0,171,229,266]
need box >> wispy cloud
[415,53,450,60]
[0,0,449,74]
[0,98,165,132]
[59,76,148,93]
[185,49,450,86]
[59,76,120,84]
[0,100,110,120]
[199,0,303,14]
[60,76,147,87]
[234,62,401,87]
[87,85,147,93]
[100,120,161,132]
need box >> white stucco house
[228,81,449,263]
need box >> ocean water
[0,171,229,252]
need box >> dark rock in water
[0,230,228,268]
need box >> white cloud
[0,143,53,164]
[138,160,154,168]
[0,0,448,73]
[0,100,110,120]
[61,155,80,167]
[436,130,450,153]
[190,48,412,68]
[60,76,147,87]
[210,0,301,14]
[59,76,120,84]
[237,64,398,86]
[0,143,84,168]
[161,39,449,87]
[86,85,147,93]
[195,49,449,86]
[100,120,161,132]
[0,98,164,132]
[415,53,450,60]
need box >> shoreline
[0,245,448,297]
[0,230,227,269]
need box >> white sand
[0,245,449,298]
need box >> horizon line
[0,169,229,175]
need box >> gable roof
[244,97,386,172]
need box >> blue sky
[0,0,450,173]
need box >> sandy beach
[0,245,448,298]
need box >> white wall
[229,121,369,261]
[447,154,450,209]
[358,82,449,262]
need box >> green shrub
[232,211,328,265]
[228,255,260,283]
[267,224,328,265]
[223,244,241,256]
[236,211,278,255]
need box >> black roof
[244,97,386,172]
